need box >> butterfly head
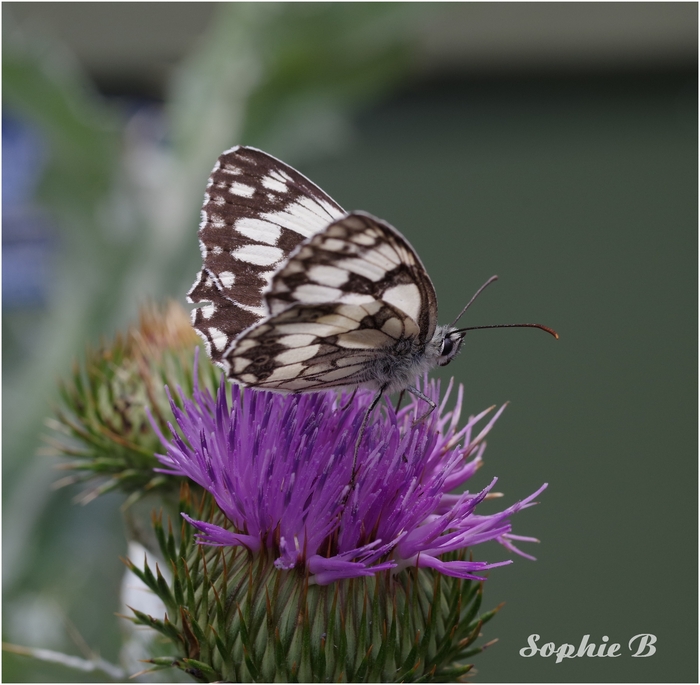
[435,326,466,367]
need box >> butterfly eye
[440,336,455,357]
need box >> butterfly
[188,146,557,436]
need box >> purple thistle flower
[151,352,546,586]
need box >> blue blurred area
[2,114,55,308]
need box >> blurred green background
[3,3,696,682]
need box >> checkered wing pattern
[225,212,438,390]
[188,146,345,364]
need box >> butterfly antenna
[449,275,499,328]
[454,323,559,339]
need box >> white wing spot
[235,217,282,245]
[352,232,376,246]
[283,261,304,275]
[266,363,305,382]
[276,322,346,337]
[219,271,235,288]
[234,338,257,354]
[359,301,383,316]
[212,246,223,255]
[261,197,342,239]
[233,301,267,317]
[209,213,226,228]
[403,316,421,337]
[337,256,384,282]
[307,264,349,287]
[248,324,271,338]
[269,169,289,184]
[327,224,348,238]
[275,345,320,365]
[293,284,343,302]
[233,357,252,373]
[316,313,361,330]
[362,247,397,272]
[229,182,255,197]
[382,283,422,322]
[208,327,228,352]
[375,242,401,266]
[322,239,347,252]
[335,304,368,322]
[201,304,216,320]
[339,293,377,305]
[279,334,317,348]
[336,329,391,349]
[262,175,287,193]
[232,244,284,266]
[381,317,403,338]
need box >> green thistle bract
[45,302,219,505]
[128,487,501,683]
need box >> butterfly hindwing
[188,146,345,364]
[228,300,422,391]
[224,212,439,390]
[266,212,438,341]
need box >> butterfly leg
[339,386,359,411]
[394,389,406,412]
[344,384,387,503]
[406,385,436,425]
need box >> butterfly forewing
[188,146,345,365]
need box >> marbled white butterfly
[189,146,557,422]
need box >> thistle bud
[45,301,219,505]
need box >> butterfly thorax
[363,324,462,394]
[361,336,433,395]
